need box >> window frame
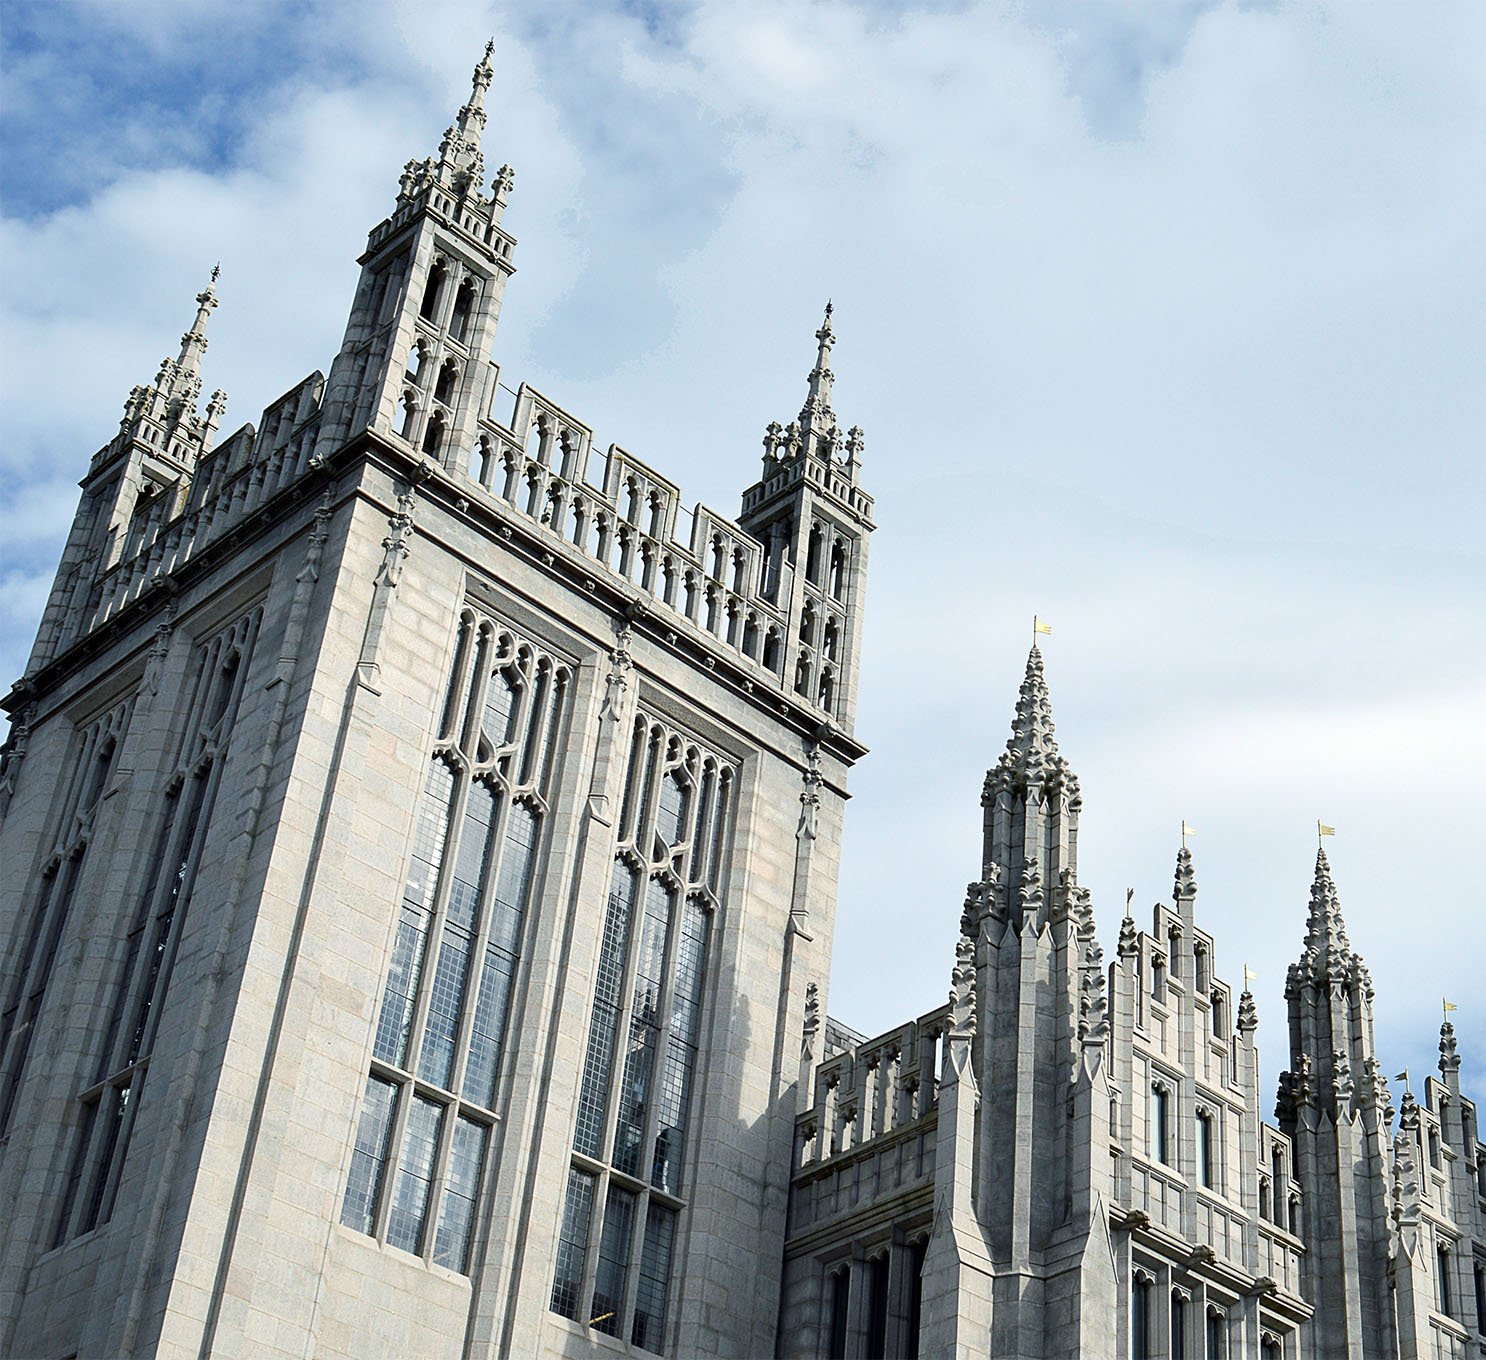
[342,616,571,1275]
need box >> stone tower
[0,48,874,1360]
[1279,849,1397,1359]
[921,643,1119,1357]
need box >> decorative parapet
[794,1001,951,1175]
[64,372,328,651]
[462,381,815,695]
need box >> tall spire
[800,301,836,433]
[436,41,497,197]
[1294,846,1360,991]
[988,645,1078,800]
[158,266,219,411]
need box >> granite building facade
[0,49,1481,1360]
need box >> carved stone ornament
[1440,1019,1461,1074]
[600,623,633,722]
[1016,857,1044,920]
[803,981,820,1038]
[948,933,976,1042]
[1174,845,1197,900]
[376,490,417,588]
[1079,941,1109,1046]
[797,741,824,842]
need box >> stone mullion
[469,647,614,1357]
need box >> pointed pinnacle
[1303,844,1353,975]
[1440,1019,1460,1074]
[991,645,1077,798]
[1174,845,1197,901]
[801,300,837,431]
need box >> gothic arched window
[419,260,446,321]
[450,277,476,342]
[344,621,569,1274]
[555,717,732,1349]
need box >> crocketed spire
[156,265,219,413]
[399,42,514,211]
[987,645,1079,801]
[1287,846,1371,998]
[437,40,495,195]
[800,301,836,433]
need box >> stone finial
[948,932,977,1041]
[1117,909,1139,958]
[1292,845,1371,1004]
[1397,1084,1420,1129]
[1079,940,1109,1046]
[1392,1099,1423,1229]
[1174,845,1197,902]
[1331,1048,1354,1110]
[803,981,820,1038]
[1237,985,1259,1035]
[988,644,1080,803]
[1015,857,1043,925]
[1440,1019,1461,1075]
[800,300,836,432]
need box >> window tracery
[54,608,261,1243]
[341,612,570,1273]
[551,714,733,1352]
[0,697,134,1141]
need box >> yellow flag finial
[1181,820,1196,848]
[1443,997,1458,1019]
[1317,820,1335,845]
[1032,614,1052,645]
[1242,963,1257,991]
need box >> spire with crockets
[978,644,1081,927]
[156,265,221,415]
[1279,842,1396,1356]
[397,40,515,215]
[800,301,836,434]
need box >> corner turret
[1279,847,1396,1357]
[22,270,227,675]
[737,306,874,731]
[316,42,519,463]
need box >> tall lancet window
[1150,1080,1172,1165]
[0,697,133,1140]
[54,608,261,1243]
[342,613,570,1274]
[1196,1109,1214,1188]
[551,714,732,1353]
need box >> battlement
[459,381,805,685]
[25,348,856,729]
[363,176,516,265]
[795,1001,948,1175]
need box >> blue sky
[2,0,1483,1094]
